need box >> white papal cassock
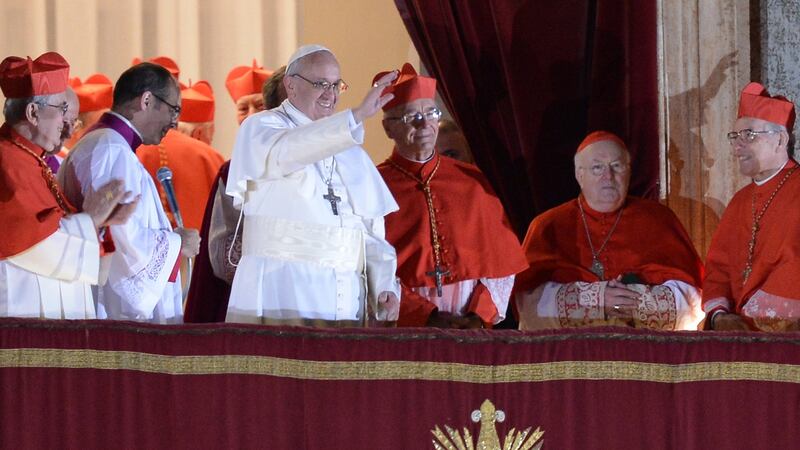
[59,112,183,323]
[225,100,400,325]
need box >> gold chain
[10,138,73,214]
[387,157,445,274]
[743,166,797,284]
[577,196,624,278]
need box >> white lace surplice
[410,275,516,324]
[59,116,182,323]
[516,280,703,330]
[0,213,99,319]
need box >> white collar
[753,159,789,186]
[282,99,313,126]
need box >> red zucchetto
[179,80,215,123]
[373,63,436,111]
[737,82,795,129]
[576,130,627,153]
[69,74,113,113]
[225,60,272,103]
[0,51,70,98]
[131,56,180,79]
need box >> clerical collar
[753,159,790,186]
[399,150,434,163]
[90,111,143,152]
[389,148,440,179]
[281,99,312,126]
[578,194,626,219]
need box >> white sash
[242,216,365,273]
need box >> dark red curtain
[3,318,800,449]
[394,0,659,234]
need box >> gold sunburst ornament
[431,399,544,450]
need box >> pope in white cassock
[59,63,201,323]
[225,45,401,326]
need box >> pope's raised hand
[352,70,398,124]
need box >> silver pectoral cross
[323,185,341,215]
[426,265,450,297]
[590,258,605,280]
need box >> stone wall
[760,0,800,154]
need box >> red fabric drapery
[394,0,659,234]
[2,319,800,449]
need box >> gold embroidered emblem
[431,399,544,450]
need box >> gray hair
[3,94,52,125]
[765,122,795,157]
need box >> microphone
[156,166,184,228]
[156,166,192,300]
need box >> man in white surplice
[225,45,401,326]
[60,63,201,323]
[0,51,137,319]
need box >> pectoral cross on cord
[320,158,341,215]
[388,157,448,296]
[426,265,450,297]
[323,185,341,215]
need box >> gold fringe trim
[2,348,800,383]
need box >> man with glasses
[0,51,137,319]
[138,77,224,231]
[40,86,79,174]
[515,131,704,330]
[59,62,200,323]
[704,82,800,331]
[224,44,401,326]
[375,64,527,328]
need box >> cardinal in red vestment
[515,131,704,330]
[375,63,527,328]
[0,51,134,318]
[704,83,800,331]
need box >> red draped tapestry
[2,318,800,449]
[394,0,660,234]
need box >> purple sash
[87,112,143,152]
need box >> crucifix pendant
[322,184,341,215]
[590,258,605,280]
[426,265,450,297]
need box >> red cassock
[137,129,224,230]
[0,124,70,258]
[703,159,800,328]
[516,195,703,292]
[377,151,528,326]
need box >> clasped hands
[604,276,642,322]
